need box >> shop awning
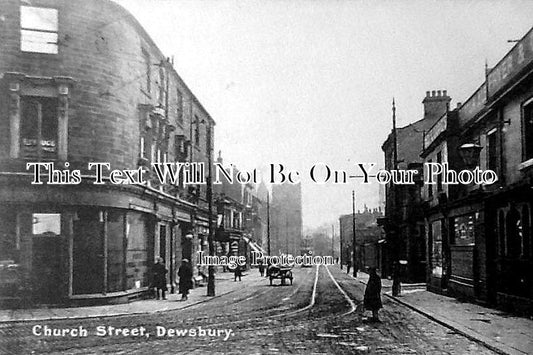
[243,236,267,254]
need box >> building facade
[381,91,450,282]
[422,27,533,314]
[0,0,215,307]
[339,207,383,272]
[270,184,303,256]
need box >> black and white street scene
[1,0,533,354]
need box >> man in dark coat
[178,259,193,301]
[153,257,168,300]
[363,267,382,322]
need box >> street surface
[0,266,497,354]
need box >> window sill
[518,158,533,171]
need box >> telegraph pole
[352,190,357,277]
[331,224,334,261]
[267,193,271,255]
[206,123,215,297]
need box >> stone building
[0,0,215,306]
[422,27,533,314]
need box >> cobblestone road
[0,266,497,354]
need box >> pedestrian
[363,267,382,322]
[346,259,352,275]
[392,260,401,297]
[234,264,242,281]
[152,257,168,300]
[258,260,265,277]
[178,258,193,301]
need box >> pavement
[351,269,533,355]
[0,271,262,323]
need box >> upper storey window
[20,6,58,54]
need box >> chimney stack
[422,89,451,121]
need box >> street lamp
[458,143,483,169]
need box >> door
[31,213,63,303]
[73,209,104,295]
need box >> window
[205,124,211,152]
[523,99,533,161]
[194,115,200,146]
[157,67,165,105]
[431,220,442,277]
[177,90,183,124]
[487,129,499,173]
[427,159,433,198]
[32,213,61,236]
[20,96,58,160]
[142,49,151,94]
[436,152,443,192]
[20,6,58,54]
[453,214,475,246]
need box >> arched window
[506,207,521,258]
[522,205,531,259]
[499,210,505,256]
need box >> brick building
[0,0,215,306]
[421,27,533,314]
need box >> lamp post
[352,190,357,277]
[205,121,215,297]
[458,143,483,170]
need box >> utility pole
[206,123,215,297]
[331,224,334,261]
[352,190,357,277]
[340,221,343,270]
[285,216,289,255]
[267,193,271,255]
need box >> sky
[115,0,533,228]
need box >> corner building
[0,0,215,306]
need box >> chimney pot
[437,90,442,96]
[432,90,436,97]
[443,90,447,97]
[456,102,462,108]
[426,91,430,97]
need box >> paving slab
[0,271,264,323]
[348,268,533,355]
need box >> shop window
[32,213,60,236]
[431,220,442,277]
[20,6,58,54]
[20,96,58,160]
[523,99,533,162]
[453,214,475,246]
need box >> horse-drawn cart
[268,265,293,286]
